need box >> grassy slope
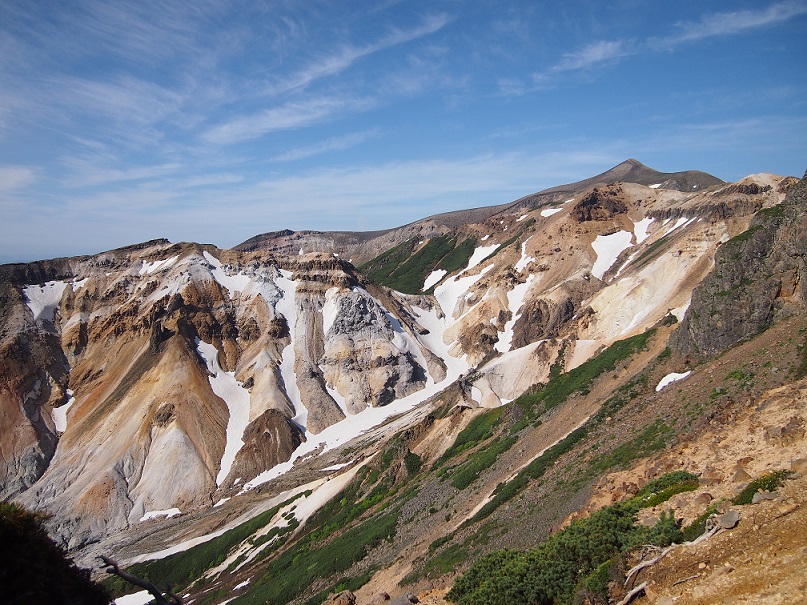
[114,318,807,605]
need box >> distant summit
[235,159,723,262]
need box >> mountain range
[1,159,804,605]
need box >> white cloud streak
[272,129,381,162]
[551,40,632,72]
[521,0,807,91]
[203,96,377,145]
[0,165,37,191]
[661,0,807,46]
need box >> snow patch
[321,287,340,335]
[480,234,490,241]
[423,269,447,291]
[466,244,500,271]
[203,251,251,297]
[320,461,353,472]
[632,217,653,244]
[540,207,562,217]
[52,389,76,432]
[515,237,535,273]
[275,270,306,429]
[234,579,251,590]
[649,183,662,189]
[214,497,230,507]
[114,591,155,605]
[591,230,633,280]
[516,213,529,222]
[671,300,690,322]
[196,339,251,485]
[495,274,535,353]
[23,281,68,322]
[71,277,89,291]
[139,255,178,276]
[139,508,181,522]
[656,371,691,392]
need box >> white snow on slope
[321,287,340,335]
[196,339,251,485]
[244,296,475,491]
[139,255,178,276]
[515,237,535,273]
[516,213,529,222]
[423,269,447,290]
[275,270,307,429]
[23,281,68,321]
[495,274,535,353]
[71,277,89,291]
[656,371,691,392]
[131,482,318,562]
[203,251,251,297]
[633,217,653,244]
[466,244,500,272]
[114,591,155,605]
[139,508,181,522]
[51,389,76,433]
[591,230,633,280]
[540,207,563,217]
[649,183,662,189]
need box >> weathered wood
[99,556,182,605]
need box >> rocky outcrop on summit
[672,170,807,358]
[571,185,628,222]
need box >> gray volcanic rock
[672,170,807,358]
[320,289,427,414]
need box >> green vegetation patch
[237,511,399,605]
[448,435,519,490]
[360,235,477,294]
[732,469,793,505]
[448,489,684,605]
[433,407,506,469]
[512,329,655,422]
[107,492,308,596]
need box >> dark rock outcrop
[672,170,807,358]
[571,186,628,222]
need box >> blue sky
[1,0,805,263]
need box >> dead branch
[672,573,701,586]
[614,581,647,605]
[624,545,674,588]
[99,556,182,605]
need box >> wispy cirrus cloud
[60,158,180,188]
[507,0,807,95]
[0,165,37,191]
[273,129,382,162]
[203,96,377,145]
[262,13,452,97]
[659,0,807,46]
[550,40,633,73]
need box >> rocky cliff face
[0,163,795,554]
[2,244,441,546]
[672,171,806,357]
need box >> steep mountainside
[233,159,723,265]
[0,161,803,605]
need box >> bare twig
[673,573,701,586]
[614,581,647,605]
[99,556,182,605]
[624,545,674,588]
